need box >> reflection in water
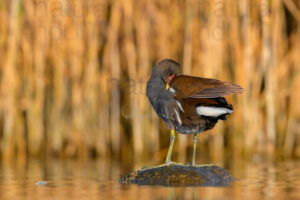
[0,159,299,200]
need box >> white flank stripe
[174,109,182,125]
[196,106,233,117]
[169,87,176,95]
[176,100,184,112]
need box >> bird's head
[153,59,182,90]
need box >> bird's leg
[192,134,197,166]
[165,129,176,165]
[191,134,213,167]
[142,128,178,170]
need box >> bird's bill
[165,74,175,90]
[166,83,170,90]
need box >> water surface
[0,159,299,200]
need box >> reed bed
[0,0,299,161]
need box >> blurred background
[0,0,299,164]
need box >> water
[0,159,299,200]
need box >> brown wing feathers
[170,75,244,99]
[190,83,244,98]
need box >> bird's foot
[186,163,215,167]
[164,161,178,166]
[141,163,215,170]
[141,161,183,170]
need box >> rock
[119,164,236,186]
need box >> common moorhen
[146,59,244,165]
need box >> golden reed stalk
[0,0,299,161]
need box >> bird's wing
[169,75,244,99]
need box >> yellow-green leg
[191,134,213,167]
[141,129,178,170]
[192,134,197,165]
[165,129,176,164]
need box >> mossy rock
[119,164,236,186]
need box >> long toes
[165,161,178,166]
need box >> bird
[146,59,244,165]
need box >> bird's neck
[146,75,165,105]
